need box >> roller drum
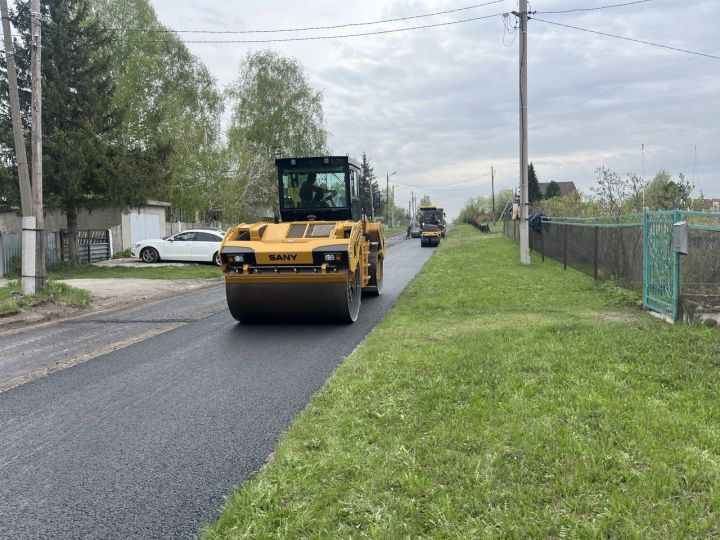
[226,270,361,323]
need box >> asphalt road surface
[0,236,435,539]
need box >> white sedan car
[131,229,226,265]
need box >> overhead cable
[534,0,653,15]
[121,13,505,44]
[532,17,720,61]
[392,172,492,189]
[120,0,505,35]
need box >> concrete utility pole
[391,185,395,227]
[491,166,496,222]
[31,0,45,288]
[1,0,36,294]
[515,0,530,265]
[386,171,397,226]
[386,173,389,225]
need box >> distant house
[691,197,720,212]
[539,181,577,198]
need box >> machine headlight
[323,253,342,262]
[230,254,244,263]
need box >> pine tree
[359,153,379,217]
[528,163,542,204]
[4,0,169,265]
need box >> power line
[117,13,505,44]
[532,17,720,61]
[119,0,504,35]
[530,46,720,123]
[392,172,492,190]
[534,0,653,15]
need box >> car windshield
[281,169,347,210]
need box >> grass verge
[48,263,221,280]
[384,226,407,236]
[203,225,720,538]
[0,280,90,316]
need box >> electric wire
[118,0,504,35]
[391,172,491,190]
[532,17,720,61]
[117,12,505,44]
[534,0,653,15]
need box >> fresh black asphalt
[0,236,434,539]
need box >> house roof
[539,181,577,197]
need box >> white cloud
[150,0,720,219]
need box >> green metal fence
[643,211,680,321]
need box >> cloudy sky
[151,0,719,219]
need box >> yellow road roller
[219,156,385,323]
[420,224,442,247]
[418,204,446,237]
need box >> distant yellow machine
[418,204,446,247]
[219,156,385,323]
[420,225,442,247]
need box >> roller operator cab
[219,156,385,323]
[418,204,446,247]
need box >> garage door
[130,212,161,244]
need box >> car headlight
[132,243,140,248]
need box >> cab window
[281,169,347,209]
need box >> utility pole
[1,0,35,294]
[386,173,389,226]
[514,0,530,265]
[641,143,646,208]
[385,171,397,226]
[391,185,395,227]
[31,0,45,288]
[491,166,496,222]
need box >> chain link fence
[503,213,720,320]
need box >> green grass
[384,225,407,236]
[48,263,221,280]
[202,225,720,539]
[0,280,90,316]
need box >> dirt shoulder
[0,277,222,334]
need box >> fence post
[563,224,568,270]
[540,221,544,262]
[672,209,682,322]
[593,225,599,281]
[0,232,4,278]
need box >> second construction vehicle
[418,204,446,247]
[219,156,385,323]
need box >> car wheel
[141,247,159,263]
[213,251,221,266]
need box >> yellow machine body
[220,156,385,323]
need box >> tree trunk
[67,207,80,267]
